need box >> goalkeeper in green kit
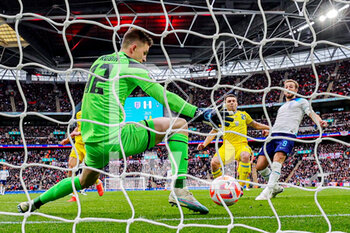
[18,28,232,214]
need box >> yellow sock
[212,168,222,179]
[238,162,251,187]
[95,179,101,185]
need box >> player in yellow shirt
[197,94,269,188]
[60,111,104,202]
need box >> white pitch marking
[0,214,349,224]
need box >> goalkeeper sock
[95,179,101,185]
[267,162,282,189]
[168,134,188,189]
[33,176,82,209]
[258,167,271,181]
[212,168,222,179]
[238,162,251,187]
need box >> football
[209,175,243,206]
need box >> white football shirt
[272,98,311,135]
[0,170,9,180]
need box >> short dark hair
[224,94,237,101]
[121,28,153,49]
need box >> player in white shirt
[0,166,10,195]
[255,79,328,200]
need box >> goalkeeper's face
[225,97,238,111]
[132,42,150,63]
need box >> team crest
[134,102,141,109]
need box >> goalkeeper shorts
[214,140,252,165]
[84,120,156,169]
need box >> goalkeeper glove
[193,108,234,128]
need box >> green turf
[0,188,349,232]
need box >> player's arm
[248,121,270,130]
[130,69,234,127]
[59,127,80,145]
[130,72,196,117]
[300,99,328,128]
[197,129,218,150]
[308,111,328,128]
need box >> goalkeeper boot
[17,200,37,213]
[255,187,272,201]
[96,181,104,197]
[271,185,284,198]
[168,188,209,214]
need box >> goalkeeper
[18,28,232,215]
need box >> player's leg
[152,117,209,214]
[0,182,4,195]
[211,156,222,179]
[256,137,294,200]
[236,144,252,188]
[18,167,100,213]
[255,140,276,200]
[95,178,104,196]
[67,150,79,202]
[268,152,286,197]
[77,142,104,196]
[211,141,234,179]
[255,155,270,181]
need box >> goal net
[0,0,349,232]
[104,177,146,191]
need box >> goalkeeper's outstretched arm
[134,78,233,127]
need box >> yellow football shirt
[222,110,253,144]
[75,111,83,144]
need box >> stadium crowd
[0,110,348,145]
[0,61,349,113]
[1,142,349,191]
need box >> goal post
[104,177,146,191]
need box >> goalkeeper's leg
[18,168,100,213]
[153,117,209,214]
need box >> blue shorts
[258,133,296,159]
[0,180,6,185]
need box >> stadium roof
[0,0,349,77]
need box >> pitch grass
[0,188,350,233]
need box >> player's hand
[59,138,69,145]
[71,131,81,137]
[193,108,234,128]
[197,143,205,151]
[320,120,328,128]
[262,130,269,137]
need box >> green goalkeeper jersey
[81,51,197,143]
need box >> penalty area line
[0,214,350,224]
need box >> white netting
[104,177,146,191]
[0,0,350,232]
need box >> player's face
[284,82,298,99]
[133,42,150,63]
[225,97,238,111]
